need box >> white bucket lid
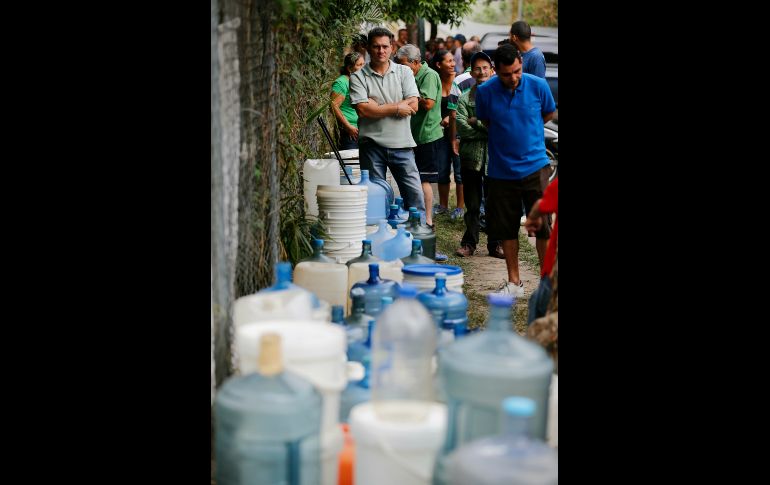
[349,402,447,450]
[237,321,346,363]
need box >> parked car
[479,28,558,107]
[544,119,558,182]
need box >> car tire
[546,148,558,182]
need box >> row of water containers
[215,261,558,485]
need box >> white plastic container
[321,425,344,485]
[402,265,464,293]
[294,262,349,308]
[233,289,316,326]
[350,402,447,485]
[303,159,341,218]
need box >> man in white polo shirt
[349,27,426,215]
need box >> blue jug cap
[502,397,536,417]
[402,264,462,276]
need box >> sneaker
[455,244,475,257]
[488,244,505,259]
[520,215,527,226]
[450,207,465,220]
[433,205,448,215]
[494,280,524,298]
[434,252,449,262]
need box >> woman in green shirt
[331,52,365,150]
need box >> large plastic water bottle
[344,287,373,344]
[340,319,375,423]
[300,239,336,264]
[401,239,434,265]
[358,170,389,225]
[350,263,400,317]
[394,196,410,221]
[331,305,345,324]
[433,294,553,485]
[447,397,558,485]
[370,284,436,422]
[345,239,380,267]
[405,208,437,259]
[215,333,322,485]
[417,273,468,344]
[369,220,395,258]
[379,225,413,261]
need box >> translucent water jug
[344,288,372,344]
[405,207,436,259]
[401,239,434,265]
[371,285,436,422]
[340,319,374,423]
[417,273,468,341]
[215,333,322,485]
[394,196,410,221]
[345,239,380,267]
[350,263,400,317]
[433,294,553,485]
[387,204,400,224]
[379,225,413,261]
[447,397,558,485]
[359,170,389,225]
[294,262,349,308]
[369,220,395,258]
[300,239,336,264]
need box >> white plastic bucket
[294,262,348,308]
[402,265,464,293]
[303,159,341,217]
[350,402,447,485]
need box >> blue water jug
[417,272,468,340]
[378,225,413,261]
[344,288,372,343]
[447,397,558,485]
[394,196,410,221]
[401,239,434,265]
[215,334,322,485]
[358,170,389,225]
[299,239,336,264]
[387,204,400,224]
[405,207,436,259]
[350,263,400,317]
[368,220,395,258]
[433,294,553,485]
[346,239,380,267]
[339,319,374,423]
[331,305,345,324]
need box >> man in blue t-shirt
[509,20,546,78]
[475,44,556,297]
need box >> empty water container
[350,263,400,317]
[405,208,436,260]
[215,333,322,485]
[340,319,374,423]
[371,284,436,422]
[402,239,434,265]
[394,196,410,221]
[369,220,395,258]
[331,305,345,324]
[447,397,558,485]
[379,225,413,261]
[346,239,380,267]
[417,273,468,344]
[300,239,336,264]
[358,170,389,225]
[345,288,372,344]
[432,294,553,485]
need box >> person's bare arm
[418,97,435,112]
[449,110,459,155]
[331,92,358,138]
[355,98,417,119]
[543,111,555,123]
[525,199,543,233]
[405,96,418,113]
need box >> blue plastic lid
[488,293,515,307]
[399,284,419,298]
[363,239,372,244]
[502,397,536,417]
[402,264,462,276]
[409,207,418,212]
